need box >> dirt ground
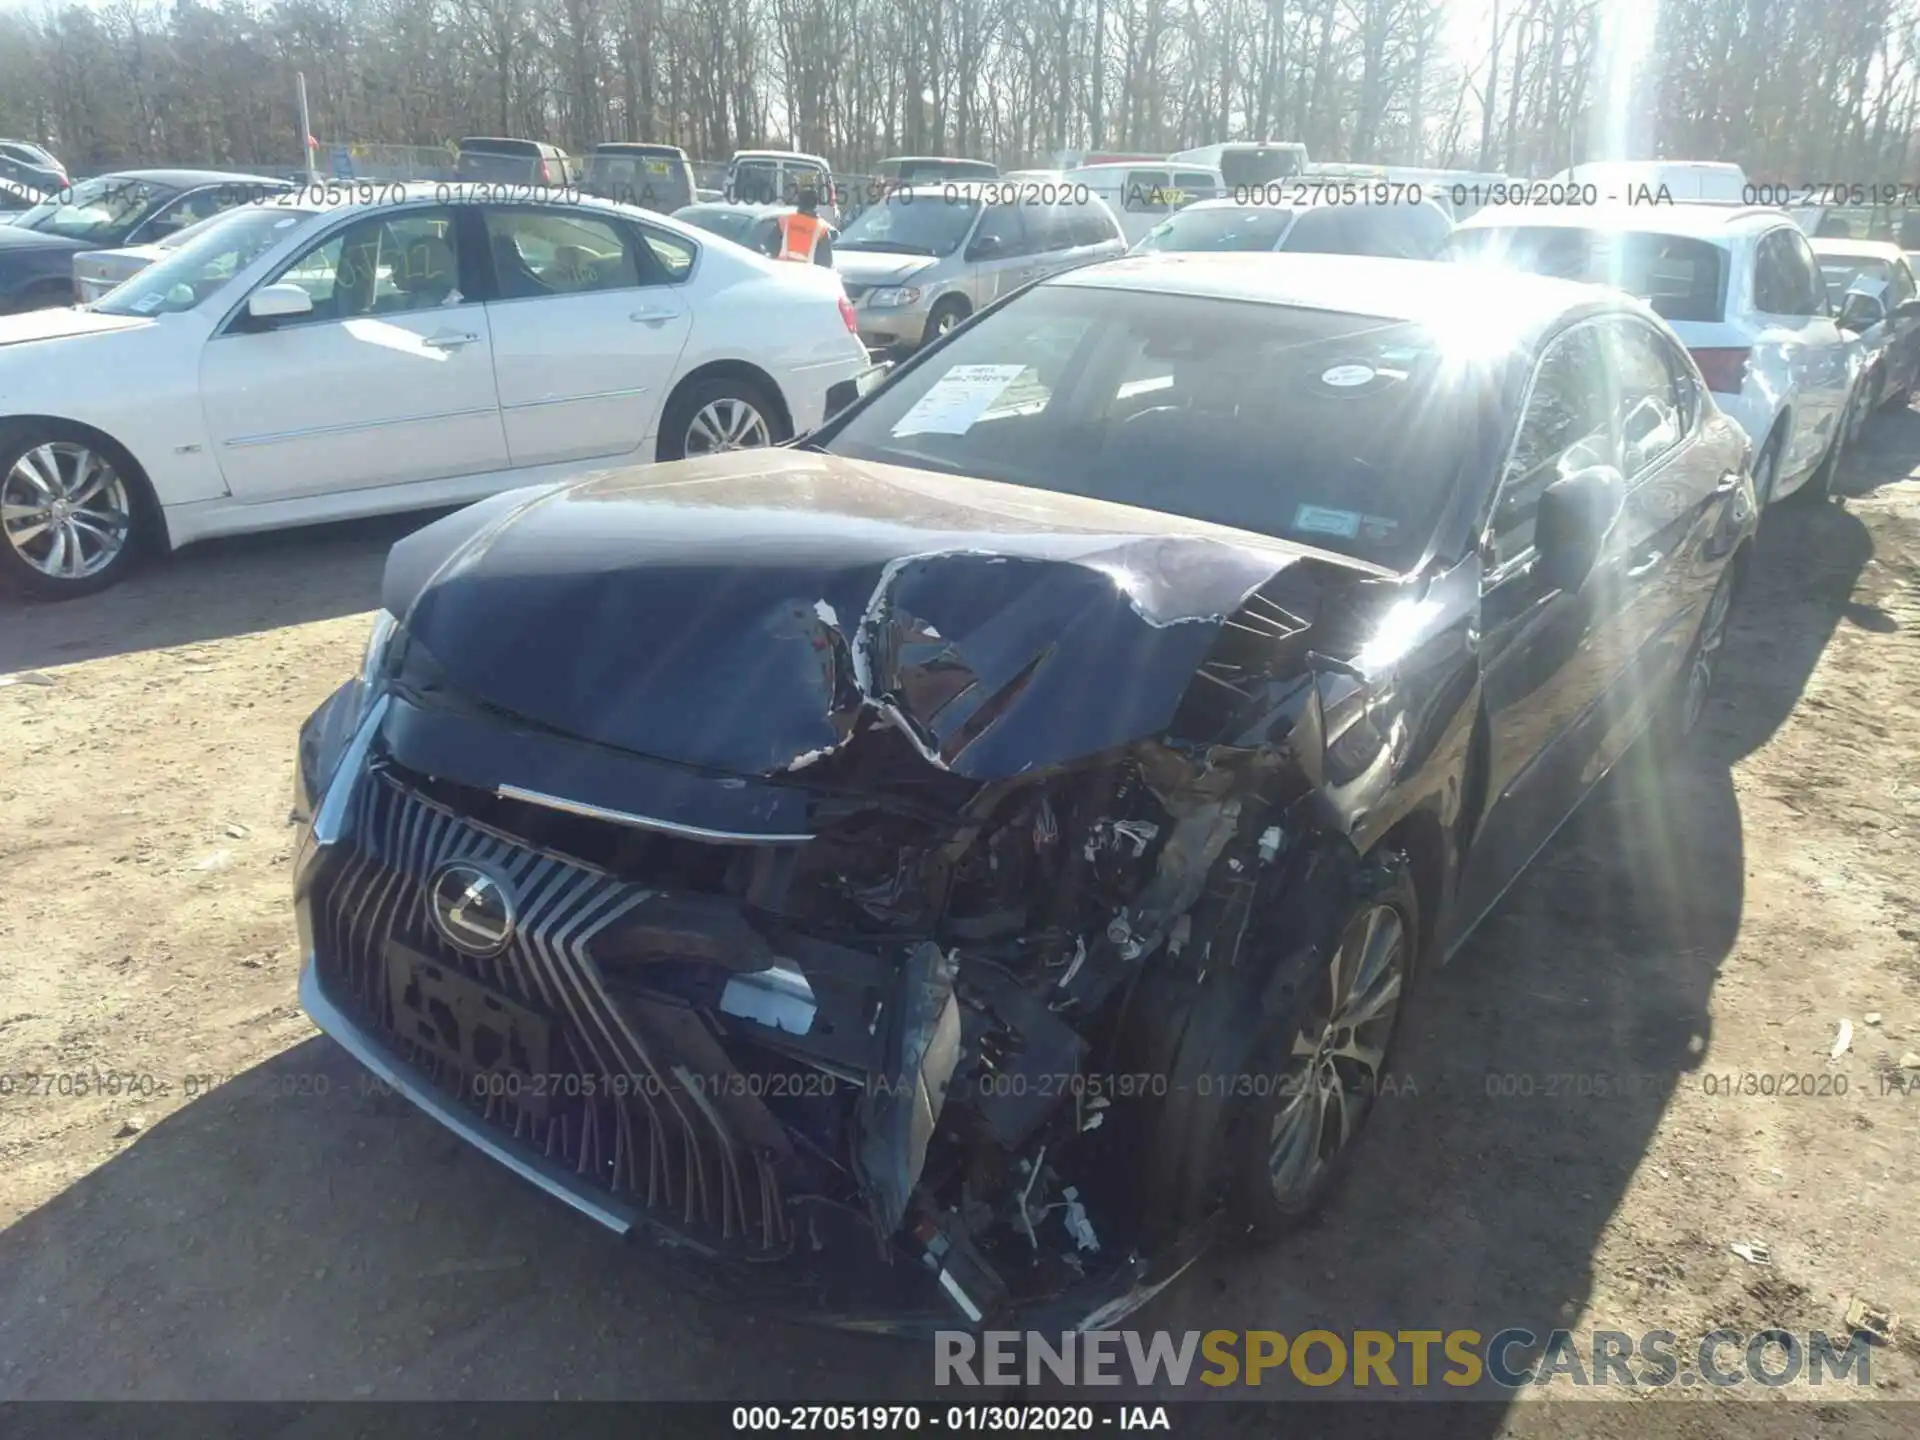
[4,412,1920,1436]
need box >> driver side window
[970,202,1029,259]
[258,209,463,326]
[1488,325,1609,571]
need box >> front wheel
[0,426,148,600]
[1790,419,1844,505]
[1845,369,1878,446]
[1656,564,1737,754]
[1749,427,1783,509]
[920,297,970,348]
[1225,858,1416,1241]
[1122,848,1418,1249]
[655,377,786,462]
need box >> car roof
[1811,237,1905,261]
[93,168,291,188]
[593,142,687,156]
[1565,160,1744,176]
[1052,252,1619,335]
[1070,161,1179,175]
[733,150,829,164]
[458,137,559,151]
[1457,200,1791,238]
[1179,194,1438,213]
[266,182,706,231]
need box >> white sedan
[0,183,869,599]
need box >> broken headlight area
[306,702,1332,1326]
[292,612,404,825]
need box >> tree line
[2,0,1918,182]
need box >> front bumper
[852,305,930,352]
[290,694,1204,1333]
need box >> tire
[1122,847,1418,1249]
[1749,425,1784,509]
[920,297,970,349]
[1649,562,1737,757]
[654,376,787,463]
[0,422,150,600]
[1789,418,1844,506]
[1846,369,1878,446]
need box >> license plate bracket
[384,941,559,1119]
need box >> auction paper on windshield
[890,364,1028,437]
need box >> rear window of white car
[1446,226,1729,323]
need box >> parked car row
[0,138,68,194]
[1447,200,1910,507]
[0,183,867,599]
[0,169,296,313]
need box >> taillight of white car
[1689,346,1752,395]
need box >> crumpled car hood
[383,450,1386,781]
[834,252,940,286]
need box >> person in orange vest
[773,187,834,266]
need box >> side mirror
[1534,464,1625,594]
[1837,291,1885,332]
[969,232,1005,260]
[247,283,313,321]
[1896,297,1920,322]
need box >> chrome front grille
[840,282,872,302]
[311,765,793,1251]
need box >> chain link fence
[312,142,464,181]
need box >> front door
[200,206,508,502]
[1449,322,1644,942]
[964,201,1039,306]
[478,205,695,467]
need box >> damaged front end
[293,460,1417,1329]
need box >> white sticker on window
[891,363,1029,437]
[1320,364,1376,387]
[1293,504,1362,538]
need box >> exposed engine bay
[297,451,1452,1326]
[386,717,1333,1323]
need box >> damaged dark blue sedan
[291,253,1759,1331]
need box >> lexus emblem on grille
[427,860,519,957]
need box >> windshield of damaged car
[824,285,1489,569]
[836,193,981,255]
[14,175,171,243]
[93,206,318,317]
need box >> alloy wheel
[935,310,959,335]
[1682,573,1734,736]
[1265,902,1406,1206]
[1,441,132,582]
[684,398,772,455]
